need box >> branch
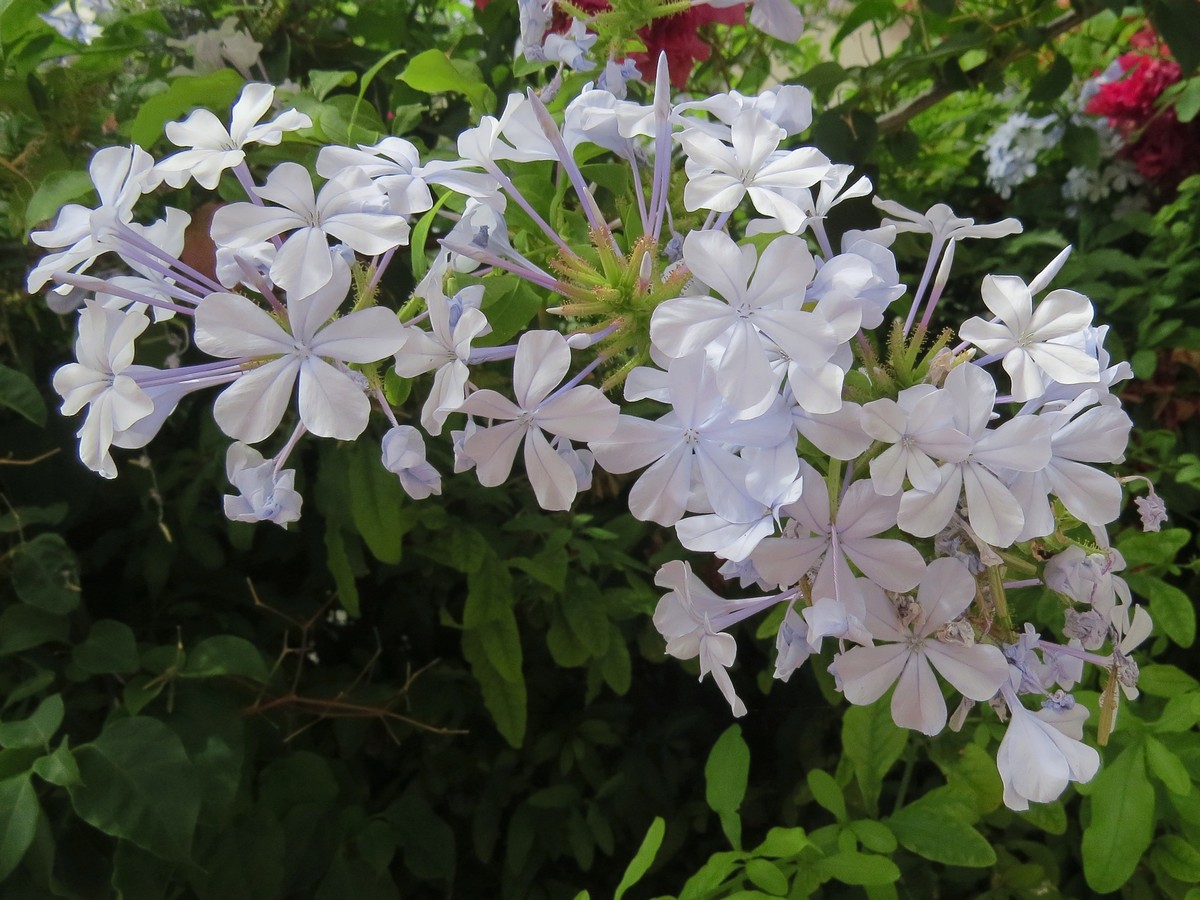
[876,8,1099,135]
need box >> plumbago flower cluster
[31,59,1167,813]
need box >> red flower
[1085,26,1200,188]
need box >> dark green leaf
[0,364,47,426]
[614,817,665,900]
[0,695,63,750]
[0,775,38,881]
[462,631,526,747]
[325,523,361,617]
[181,635,270,682]
[387,786,456,883]
[68,717,202,861]
[72,620,138,675]
[0,605,69,657]
[1149,0,1200,74]
[1028,53,1074,103]
[31,742,79,788]
[345,441,417,564]
[0,503,67,533]
[1082,744,1154,892]
[11,533,81,614]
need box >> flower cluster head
[33,55,1156,814]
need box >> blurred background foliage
[1,0,1199,897]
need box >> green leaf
[1130,576,1196,648]
[1140,664,1200,697]
[1020,801,1067,835]
[0,695,63,750]
[1028,53,1074,103]
[409,191,451,280]
[309,69,356,101]
[1082,744,1155,893]
[1154,834,1200,882]
[72,619,138,674]
[842,700,907,812]
[398,49,494,113]
[0,363,47,426]
[614,816,665,900]
[181,635,270,682]
[807,769,847,823]
[887,793,995,867]
[818,851,901,886]
[345,441,416,564]
[11,533,80,614]
[1175,77,1200,123]
[0,775,38,881]
[1117,527,1189,566]
[68,717,202,862]
[705,725,750,848]
[848,819,898,854]
[745,858,789,896]
[129,69,246,147]
[1145,735,1192,794]
[753,826,810,859]
[32,741,80,788]
[479,276,545,346]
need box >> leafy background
[1,0,1199,897]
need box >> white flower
[836,558,1010,736]
[52,302,153,479]
[459,330,618,510]
[872,197,1022,243]
[394,284,489,435]
[652,560,783,717]
[211,162,410,296]
[996,683,1099,810]
[29,146,156,292]
[152,83,311,191]
[195,257,407,443]
[897,362,1052,548]
[223,442,302,526]
[679,109,830,231]
[650,230,845,413]
[862,385,973,496]
[959,275,1100,403]
[381,426,442,500]
[316,137,495,216]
